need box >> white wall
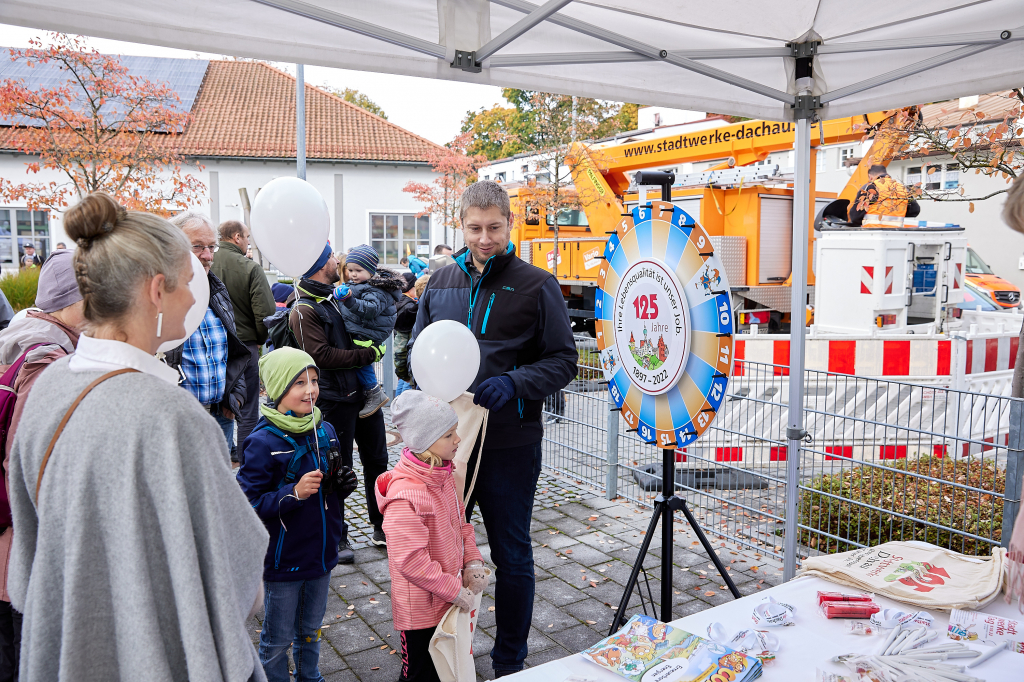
[0,152,443,269]
[637,106,707,129]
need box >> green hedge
[0,268,40,311]
[798,455,1005,556]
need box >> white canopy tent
[4,0,1021,578]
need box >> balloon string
[290,280,325,507]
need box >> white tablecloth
[507,575,1022,681]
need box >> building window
[370,213,430,265]
[924,164,944,191]
[816,148,827,172]
[483,174,490,181]
[494,172,506,182]
[838,147,855,169]
[0,209,49,267]
[906,166,922,187]
[943,163,960,190]
[521,164,529,174]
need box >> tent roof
[2,0,1021,121]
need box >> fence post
[382,335,395,398]
[606,393,619,500]
[1004,399,1024,548]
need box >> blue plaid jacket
[180,307,229,406]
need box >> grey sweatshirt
[8,356,269,682]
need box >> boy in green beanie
[237,347,359,681]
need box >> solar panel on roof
[0,51,209,128]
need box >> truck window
[545,209,590,227]
[965,248,994,275]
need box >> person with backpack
[0,249,84,682]
[288,245,390,562]
[235,347,358,681]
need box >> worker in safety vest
[848,164,920,228]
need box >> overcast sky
[0,24,505,146]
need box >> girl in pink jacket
[376,391,489,682]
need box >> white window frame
[0,207,51,267]
[367,211,431,266]
[838,146,855,170]
[816,147,827,172]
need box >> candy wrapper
[820,601,881,619]
[845,622,877,636]
[947,608,1024,653]
[817,591,873,606]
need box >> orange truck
[508,110,912,333]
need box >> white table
[508,576,1022,681]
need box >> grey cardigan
[8,357,269,682]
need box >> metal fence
[539,334,1021,573]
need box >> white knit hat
[391,390,459,454]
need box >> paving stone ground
[246,412,785,681]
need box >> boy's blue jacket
[237,415,344,581]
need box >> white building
[0,56,446,271]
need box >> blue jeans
[465,441,543,673]
[395,379,411,397]
[259,573,331,682]
[212,409,235,455]
[356,363,377,389]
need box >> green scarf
[258,347,322,434]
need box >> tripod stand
[609,447,741,634]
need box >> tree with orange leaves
[402,131,483,247]
[0,33,205,215]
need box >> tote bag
[449,392,488,505]
[428,569,491,682]
[799,541,1006,611]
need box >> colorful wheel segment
[595,200,733,449]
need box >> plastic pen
[965,641,1007,669]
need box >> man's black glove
[333,465,358,499]
[474,375,515,411]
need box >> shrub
[798,455,1004,556]
[0,267,40,311]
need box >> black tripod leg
[609,500,663,635]
[678,498,741,598]
[660,448,674,623]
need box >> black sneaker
[370,526,387,547]
[337,539,355,564]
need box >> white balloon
[250,177,331,277]
[411,320,481,403]
[158,253,211,354]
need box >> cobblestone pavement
[246,416,786,681]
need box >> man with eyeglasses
[211,219,277,459]
[165,211,252,461]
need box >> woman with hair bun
[7,192,269,682]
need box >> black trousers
[399,628,439,682]
[236,343,262,464]
[0,600,22,682]
[319,400,388,540]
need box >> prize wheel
[595,200,733,449]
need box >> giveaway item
[707,622,780,663]
[869,609,933,630]
[798,541,1006,611]
[581,614,762,682]
[428,569,491,682]
[946,608,1024,654]
[448,392,488,504]
[818,591,874,606]
[820,601,881,619]
[751,597,796,627]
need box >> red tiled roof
[178,61,441,162]
[0,59,443,163]
[918,91,1022,128]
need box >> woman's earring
[156,312,163,338]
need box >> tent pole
[296,64,306,181]
[782,117,810,581]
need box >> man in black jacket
[289,244,389,563]
[165,212,250,460]
[411,181,577,677]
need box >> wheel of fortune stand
[596,200,734,450]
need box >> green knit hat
[259,347,318,405]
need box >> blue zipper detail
[481,294,496,334]
[458,249,500,332]
[274,528,286,569]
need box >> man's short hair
[219,220,247,242]
[170,210,214,232]
[459,181,510,225]
[868,164,888,177]
[433,244,452,255]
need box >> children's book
[581,614,763,682]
